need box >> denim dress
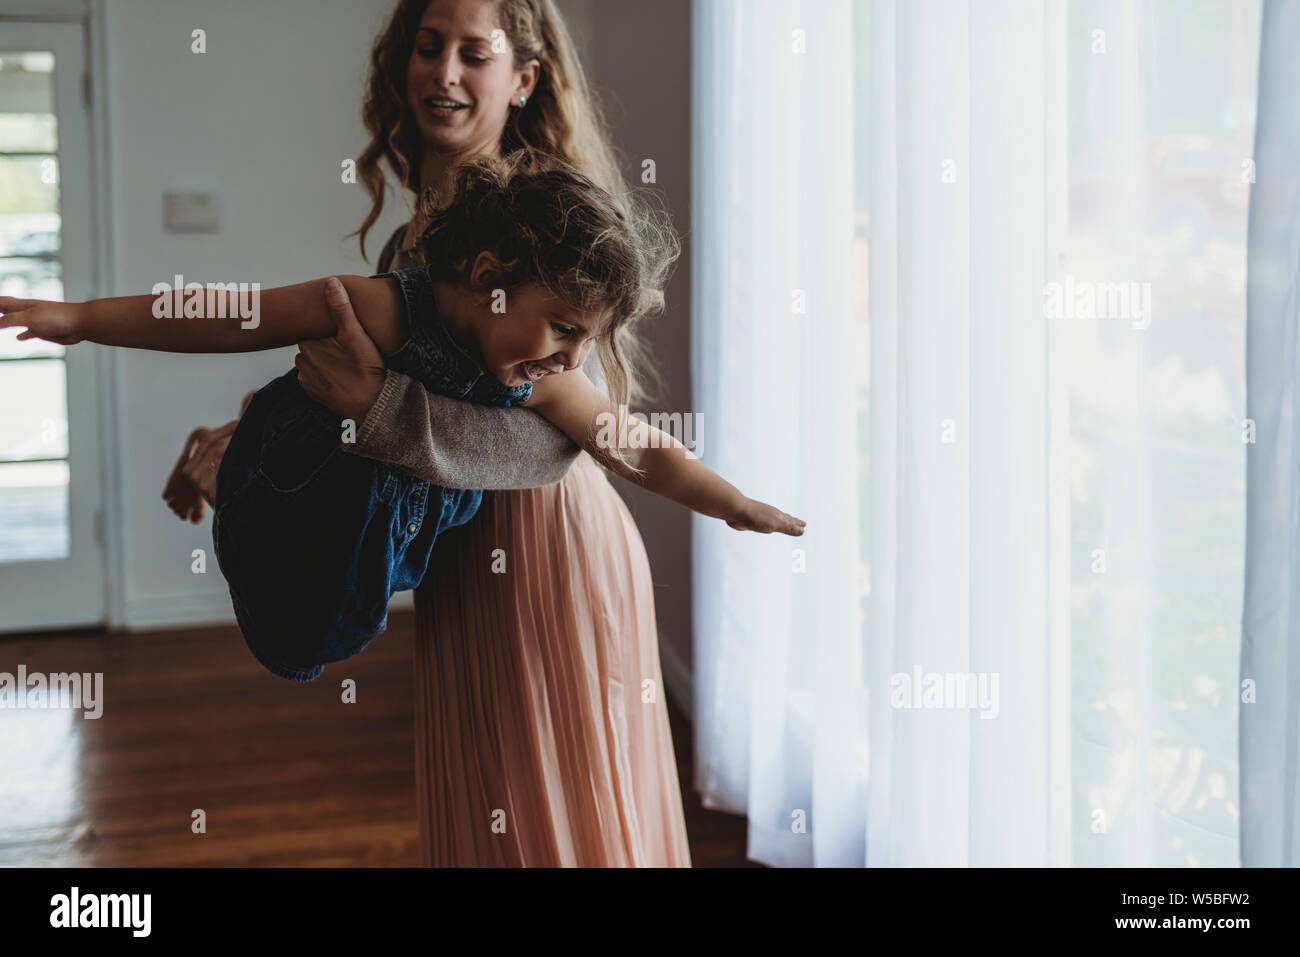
[211,264,533,682]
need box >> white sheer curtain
[1242,0,1300,868]
[691,0,864,867]
[693,0,1254,868]
[1063,1,1255,867]
[865,0,1057,867]
[692,0,1053,867]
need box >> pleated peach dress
[380,233,692,867]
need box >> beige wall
[570,0,695,705]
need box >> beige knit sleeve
[345,223,587,489]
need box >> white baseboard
[123,589,238,630]
[123,587,414,631]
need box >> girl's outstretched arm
[0,275,405,355]
[520,368,806,536]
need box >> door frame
[0,0,123,630]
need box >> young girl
[0,153,805,682]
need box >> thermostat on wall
[163,190,220,233]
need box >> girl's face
[407,0,539,160]
[474,283,607,388]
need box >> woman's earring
[518,95,527,108]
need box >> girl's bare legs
[161,390,255,523]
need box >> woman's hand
[294,277,387,426]
[0,297,85,346]
[726,497,807,536]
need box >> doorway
[0,20,107,630]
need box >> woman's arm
[0,275,405,355]
[297,275,582,490]
[522,368,807,535]
[351,369,581,490]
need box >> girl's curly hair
[416,151,679,476]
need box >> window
[0,50,69,562]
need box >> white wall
[101,0,416,625]
[98,0,695,692]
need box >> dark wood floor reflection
[0,612,758,867]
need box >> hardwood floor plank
[0,611,759,866]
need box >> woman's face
[406,0,539,159]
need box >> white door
[0,21,106,630]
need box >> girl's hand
[726,497,807,536]
[0,297,85,346]
[294,277,387,424]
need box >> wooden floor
[0,611,759,867]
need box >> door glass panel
[0,359,67,460]
[0,462,69,562]
[0,50,67,561]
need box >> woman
[164,0,690,866]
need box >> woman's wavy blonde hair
[350,0,669,409]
